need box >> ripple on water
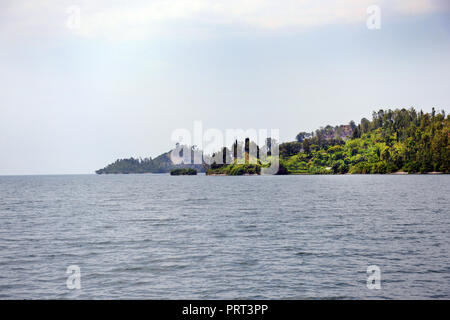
[0,174,448,299]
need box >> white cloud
[0,0,448,40]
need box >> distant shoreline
[94,171,447,176]
[96,108,449,176]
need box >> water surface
[0,174,449,299]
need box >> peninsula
[96,108,449,175]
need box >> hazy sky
[1,0,449,175]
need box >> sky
[0,0,449,175]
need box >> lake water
[0,174,449,299]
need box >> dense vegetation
[205,138,265,175]
[206,163,261,175]
[170,168,197,175]
[280,108,449,174]
[96,108,448,175]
